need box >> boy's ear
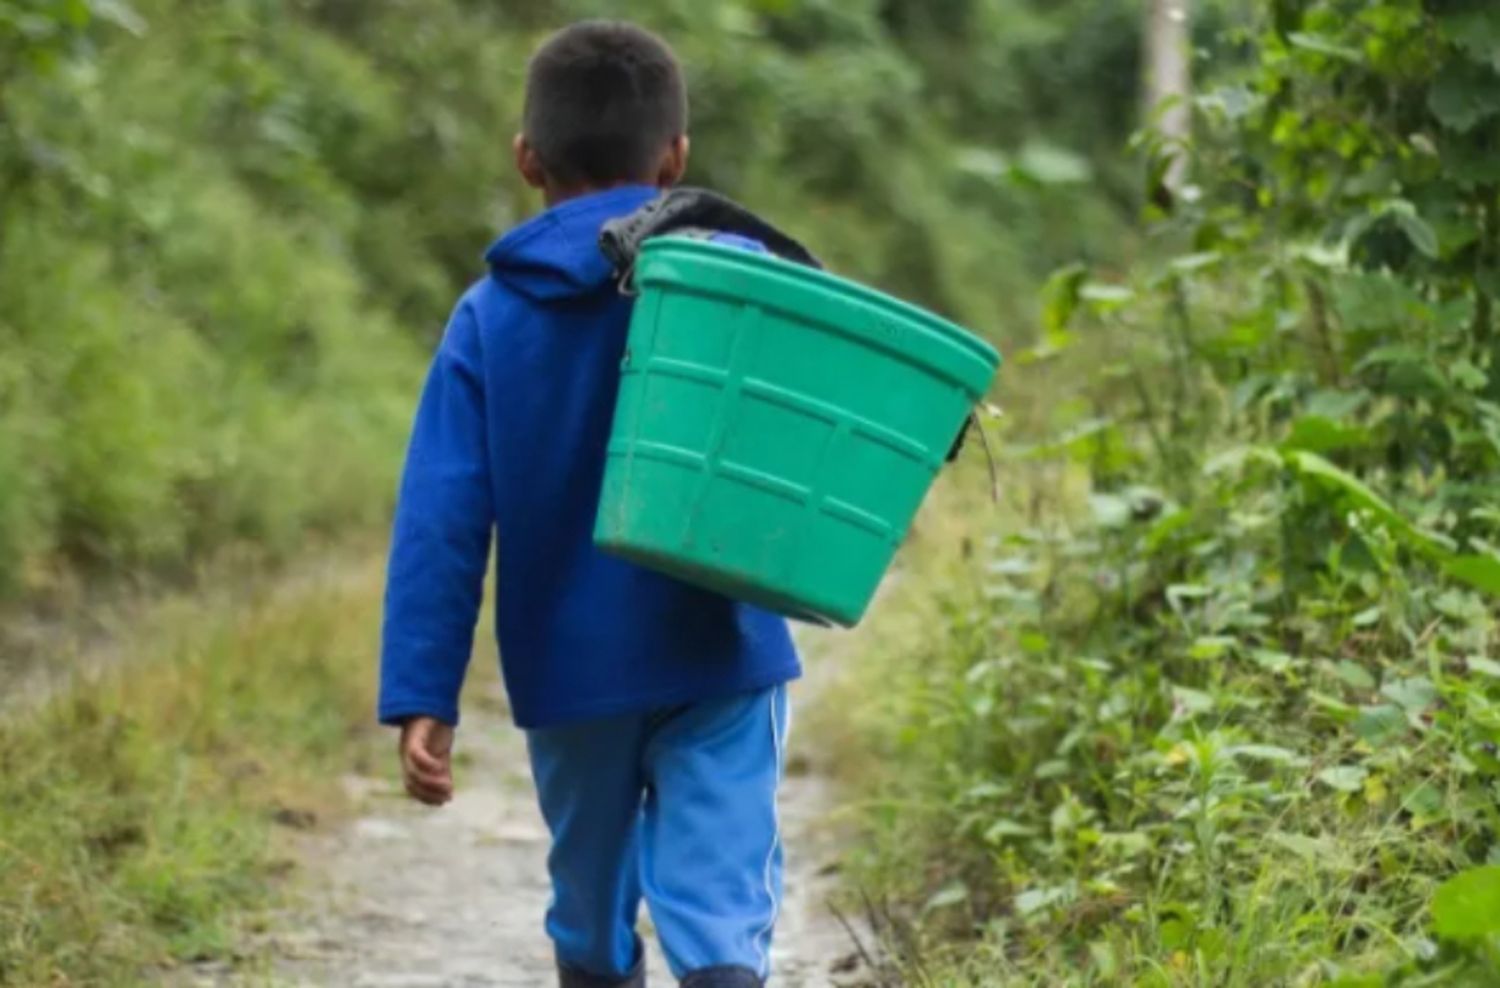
[513,134,548,190]
[656,135,690,188]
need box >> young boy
[378,21,802,988]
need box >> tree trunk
[1145,0,1192,193]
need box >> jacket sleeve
[379,300,493,727]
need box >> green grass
[0,552,386,986]
[819,460,1500,987]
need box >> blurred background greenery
[0,0,1143,599]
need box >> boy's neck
[543,178,662,208]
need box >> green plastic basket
[594,238,1001,627]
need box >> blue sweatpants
[526,685,790,982]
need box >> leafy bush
[0,0,424,592]
[835,1,1500,983]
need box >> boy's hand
[398,717,455,806]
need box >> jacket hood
[484,185,660,302]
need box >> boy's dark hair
[523,21,688,188]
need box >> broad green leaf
[1428,61,1500,134]
[1353,705,1407,744]
[1380,677,1437,713]
[986,556,1037,576]
[1285,452,1394,518]
[924,882,969,912]
[1269,832,1336,859]
[1282,415,1371,454]
[1291,239,1348,269]
[1316,765,1369,793]
[1230,744,1307,766]
[91,0,146,35]
[1197,84,1259,121]
[1040,263,1087,338]
[1144,507,1192,553]
[1445,554,1500,596]
[1189,636,1236,660]
[1334,273,1430,332]
[955,146,1011,180]
[1159,916,1194,951]
[1079,282,1134,306]
[1354,344,1448,398]
[1468,657,1500,678]
[1450,358,1489,391]
[1377,200,1441,258]
[1304,389,1367,421]
[1204,445,1282,477]
[1251,649,1295,673]
[1015,885,1072,917]
[1393,209,1440,259]
[1402,784,1445,819]
[1014,141,1092,185]
[1098,831,1150,858]
[1168,252,1221,275]
[1431,866,1500,943]
[1439,9,1500,71]
[1334,661,1376,691]
[1035,759,1069,779]
[1284,450,1450,556]
[983,820,1039,844]
[1444,133,1500,188]
[1171,685,1214,715]
[1089,493,1131,529]
[1310,691,1358,719]
[1288,32,1362,63]
[62,0,91,28]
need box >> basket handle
[949,403,1004,503]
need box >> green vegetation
[1,0,419,595]
[834,1,1500,984]
[0,553,384,985]
[0,0,1135,598]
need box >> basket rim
[637,237,1003,369]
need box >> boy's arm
[379,299,493,732]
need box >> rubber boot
[559,956,646,988]
[679,966,762,988]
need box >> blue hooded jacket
[380,185,802,730]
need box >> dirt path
[251,671,859,987]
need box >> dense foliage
[0,0,421,595]
[0,0,1135,599]
[845,0,1500,984]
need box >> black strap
[599,187,821,275]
